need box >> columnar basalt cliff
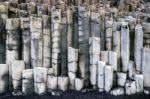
[0,0,150,96]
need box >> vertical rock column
[89,37,100,89]
[42,15,51,68]
[33,67,47,94]
[22,69,34,95]
[20,17,31,69]
[121,22,130,72]
[104,65,113,92]
[68,47,78,89]
[60,11,68,75]
[97,61,105,92]
[0,3,8,63]
[67,8,73,47]
[134,24,143,72]
[0,64,9,93]
[51,8,61,76]
[30,16,43,67]
[112,21,122,70]
[78,5,90,87]
[142,48,150,87]
[105,17,113,51]
[6,18,20,91]
[142,22,150,48]
[12,60,25,94]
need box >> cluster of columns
[0,0,150,96]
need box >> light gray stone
[142,48,150,87]
[100,51,109,64]
[134,24,143,72]
[105,65,113,92]
[144,89,150,95]
[90,54,100,65]
[75,78,84,91]
[142,22,150,33]
[108,51,117,71]
[121,22,130,72]
[68,62,77,73]
[47,68,54,75]
[113,31,121,70]
[97,61,106,92]
[22,79,34,95]
[12,80,21,90]
[33,67,47,83]
[90,65,97,86]
[125,80,136,95]
[58,77,69,91]
[34,83,46,95]
[89,37,100,54]
[47,76,57,91]
[117,72,127,87]
[135,74,143,93]
[22,69,33,79]
[20,18,31,68]
[110,87,125,96]
[68,47,78,62]
[128,61,136,79]
[0,64,9,93]
[68,72,76,90]
[90,12,101,37]
[12,60,25,80]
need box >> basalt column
[30,16,43,67]
[6,18,20,91]
[42,15,51,68]
[60,11,68,75]
[105,17,113,51]
[78,5,90,87]
[142,22,150,48]
[121,22,130,72]
[21,18,31,69]
[134,24,143,72]
[0,3,8,63]
[51,8,61,76]
[89,37,100,89]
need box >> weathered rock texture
[0,0,150,96]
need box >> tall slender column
[30,16,43,67]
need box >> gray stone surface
[135,74,143,93]
[33,67,47,83]
[128,61,136,79]
[105,65,113,92]
[58,77,69,91]
[34,82,46,94]
[97,61,105,92]
[113,31,121,70]
[90,65,97,86]
[12,60,25,80]
[100,51,109,64]
[0,64,9,93]
[121,22,130,72]
[108,51,117,71]
[134,24,143,72]
[68,47,78,62]
[117,72,127,87]
[142,48,150,87]
[75,78,84,91]
[47,75,57,91]
[68,72,76,90]
[110,87,125,96]
[89,37,100,54]
[125,80,136,95]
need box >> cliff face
[0,0,150,96]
